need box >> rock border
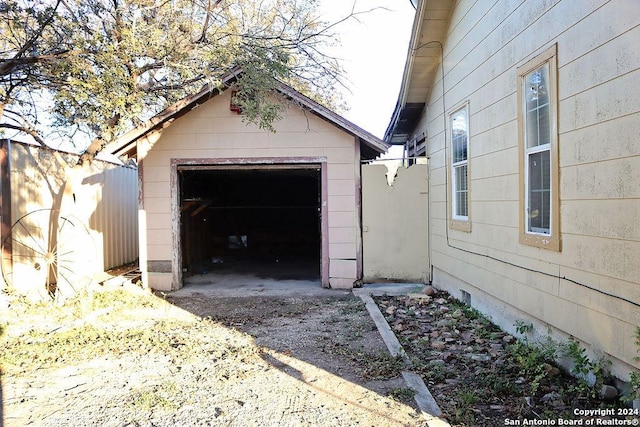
[353,284,451,427]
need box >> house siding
[414,0,639,378]
[138,90,361,290]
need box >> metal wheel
[1,209,97,301]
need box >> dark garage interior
[179,166,321,281]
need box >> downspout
[354,137,364,286]
[423,40,446,286]
[427,149,433,285]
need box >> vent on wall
[229,89,241,114]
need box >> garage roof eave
[275,83,389,159]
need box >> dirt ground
[1,284,430,426]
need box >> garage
[106,73,388,291]
[179,165,322,281]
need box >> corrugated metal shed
[0,139,138,300]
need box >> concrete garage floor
[176,257,330,297]
[173,257,423,298]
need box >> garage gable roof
[106,70,389,160]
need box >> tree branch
[0,123,46,145]
[7,0,63,67]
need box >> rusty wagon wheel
[1,209,97,301]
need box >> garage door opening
[178,165,322,284]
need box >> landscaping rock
[467,353,491,362]
[372,289,629,427]
[422,285,437,296]
[502,335,516,344]
[600,384,619,401]
[407,293,432,304]
[431,341,446,350]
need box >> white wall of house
[136,90,363,291]
[412,0,639,378]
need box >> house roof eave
[384,0,454,144]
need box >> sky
[317,1,416,141]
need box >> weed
[459,388,479,405]
[451,387,480,425]
[537,330,560,361]
[476,324,501,341]
[415,337,429,348]
[421,362,447,383]
[453,407,476,426]
[622,370,640,403]
[480,372,517,396]
[361,353,405,380]
[388,387,415,403]
[514,319,533,337]
[621,326,640,403]
[507,340,551,395]
[561,337,611,399]
[465,306,483,320]
[563,337,600,397]
[563,337,591,378]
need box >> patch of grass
[0,288,260,375]
[339,299,366,315]
[128,381,179,411]
[1,323,177,374]
[322,340,406,380]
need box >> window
[517,45,560,250]
[449,103,471,231]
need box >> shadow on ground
[165,290,413,406]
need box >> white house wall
[138,90,361,290]
[413,0,639,378]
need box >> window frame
[448,101,471,232]
[517,45,561,251]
